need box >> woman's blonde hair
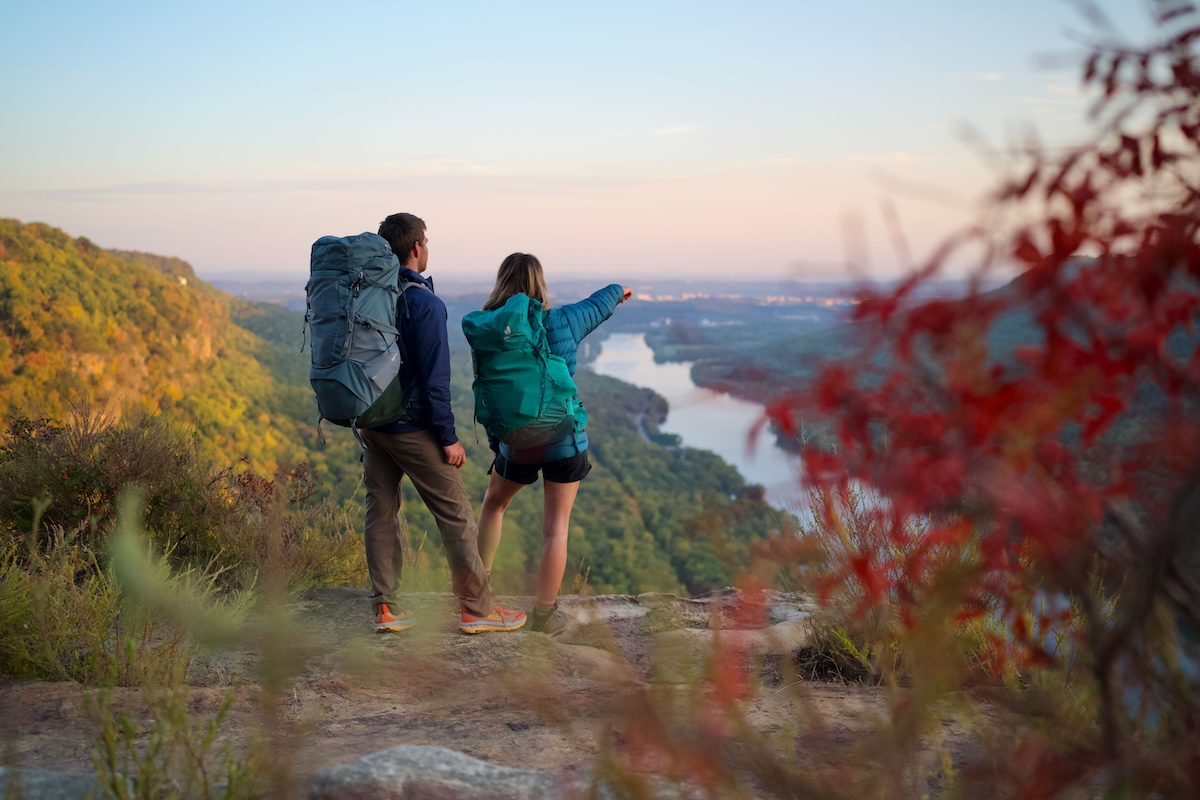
[482,253,551,311]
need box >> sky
[0,1,1159,281]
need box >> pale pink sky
[1,1,1154,280]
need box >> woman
[472,253,631,635]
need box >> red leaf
[1014,235,1042,266]
[763,401,796,437]
[1083,395,1126,446]
[1082,51,1099,84]
[851,555,887,607]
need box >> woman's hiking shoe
[530,602,571,636]
[374,604,416,633]
[459,605,527,634]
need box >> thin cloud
[847,152,920,163]
[16,173,662,201]
[652,124,698,136]
[975,72,1005,81]
[1044,82,1078,96]
[412,158,500,175]
[1015,92,1083,109]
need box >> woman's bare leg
[476,469,525,571]
[538,479,581,607]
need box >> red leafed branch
[774,8,1200,794]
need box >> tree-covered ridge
[108,248,196,281]
[0,219,312,475]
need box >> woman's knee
[541,522,569,542]
[482,494,513,514]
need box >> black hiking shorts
[489,452,591,485]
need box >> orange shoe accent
[374,603,416,633]
[459,604,526,634]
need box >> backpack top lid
[461,293,548,358]
[310,232,399,281]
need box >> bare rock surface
[0,767,111,799]
[0,589,983,798]
[308,744,707,800]
[308,744,589,800]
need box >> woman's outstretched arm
[560,283,628,343]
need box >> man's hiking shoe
[459,605,527,634]
[374,604,415,633]
[530,602,571,636]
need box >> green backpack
[461,294,581,449]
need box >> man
[361,212,525,634]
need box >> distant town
[204,273,988,311]
[631,290,860,307]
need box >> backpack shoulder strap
[398,279,432,293]
[396,277,433,319]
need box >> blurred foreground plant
[70,488,348,798]
[87,689,260,800]
[756,4,1200,796]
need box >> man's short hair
[378,213,426,261]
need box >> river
[589,333,803,508]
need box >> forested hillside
[0,220,782,595]
[0,219,365,489]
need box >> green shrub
[0,406,365,591]
[794,608,881,685]
[0,406,239,561]
[0,526,218,686]
[192,461,366,592]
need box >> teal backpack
[303,232,428,430]
[461,294,581,449]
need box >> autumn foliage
[762,6,1200,797]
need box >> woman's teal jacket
[498,283,624,464]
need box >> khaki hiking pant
[361,428,495,618]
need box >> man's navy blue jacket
[369,267,458,446]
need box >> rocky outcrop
[307,745,590,800]
[0,767,113,799]
[4,590,820,799]
[308,745,705,800]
